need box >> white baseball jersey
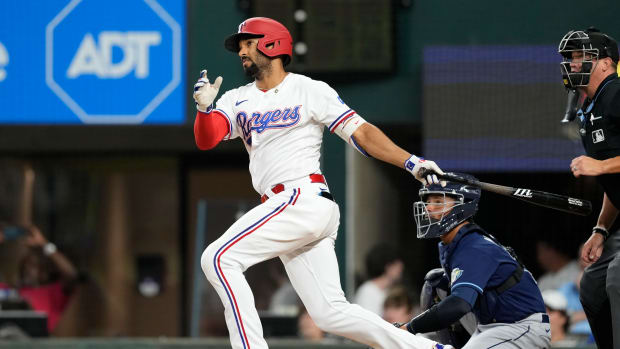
[200,72,447,349]
[212,73,363,195]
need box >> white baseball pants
[201,180,444,349]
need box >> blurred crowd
[0,223,79,338]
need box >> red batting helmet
[224,17,293,66]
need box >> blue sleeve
[451,284,479,308]
[450,237,500,294]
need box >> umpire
[558,27,620,349]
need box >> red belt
[261,174,326,203]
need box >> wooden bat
[423,171,592,216]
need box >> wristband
[43,242,57,256]
[593,226,610,241]
[404,155,423,175]
[197,103,214,114]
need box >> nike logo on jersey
[235,99,248,106]
[545,329,550,333]
[236,105,302,144]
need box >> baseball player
[396,175,551,348]
[193,17,449,349]
[558,27,620,349]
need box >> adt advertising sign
[0,0,184,124]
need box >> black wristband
[593,226,610,241]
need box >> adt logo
[46,0,181,124]
[67,32,161,79]
[0,42,8,82]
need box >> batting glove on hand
[405,155,446,186]
[193,69,223,113]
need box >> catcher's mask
[414,174,480,239]
[558,27,619,89]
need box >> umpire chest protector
[579,73,620,207]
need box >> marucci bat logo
[568,198,583,206]
[513,188,533,198]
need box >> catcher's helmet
[558,27,619,88]
[413,174,481,239]
[224,17,293,66]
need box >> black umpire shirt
[579,73,620,209]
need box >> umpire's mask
[558,28,618,89]
[413,174,480,239]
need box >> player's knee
[309,312,333,331]
[200,244,219,282]
[307,299,348,331]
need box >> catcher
[396,174,551,348]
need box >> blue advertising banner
[0,0,185,124]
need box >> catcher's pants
[201,179,443,349]
[580,233,620,349]
[462,313,551,349]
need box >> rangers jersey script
[212,73,363,195]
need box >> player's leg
[462,318,550,349]
[201,203,278,349]
[580,234,619,349]
[200,188,339,349]
[606,251,620,349]
[281,233,446,348]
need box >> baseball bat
[421,170,592,216]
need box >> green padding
[0,338,366,349]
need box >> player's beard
[244,61,260,78]
[243,54,271,80]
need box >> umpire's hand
[570,155,605,177]
[581,232,605,264]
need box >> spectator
[0,225,78,333]
[382,285,416,326]
[354,243,404,316]
[536,240,581,292]
[542,289,579,347]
